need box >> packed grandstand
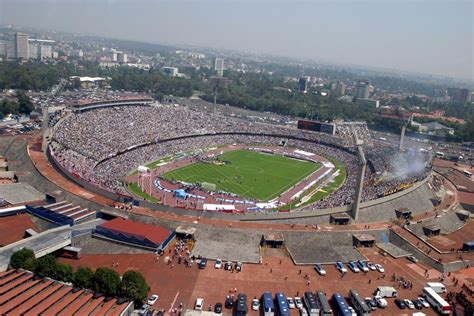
[48,99,432,212]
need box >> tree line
[10,249,149,304]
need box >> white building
[117,52,128,63]
[214,57,224,76]
[15,32,29,59]
[162,66,179,77]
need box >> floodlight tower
[42,79,67,152]
[335,121,372,222]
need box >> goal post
[201,182,217,191]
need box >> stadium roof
[99,218,171,245]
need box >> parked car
[412,299,423,310]
[235,262,243,272]
[198,258,207,269]
[252,298,260,311]
[147,294,159,306]
[374,295,387,308]
[394,299,406,309]
[404,299,415,309]
[348,306,357,316]
[407,255,419,263]
[375,264,385,273]
[367,261,377,271]
[348,261,360,273]
[365,297,377,311]
[299,307,308,316]
[314,264,326,275]
[214,258,223,269]
[294,297,303,309]
[224,261,233,271]
[336,261,348,273]
[358,260,369,272]
[195,298,204,311]
[287,297,296,309]
[417,297,429,308]
[214,303,223,314]
[225,296,234,309]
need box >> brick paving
[59,247,459,315]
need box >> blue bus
[275,292,290,316]
[332,293,352,316]
[235,293,248,316]
[261,292,275,316]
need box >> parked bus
[235,293,248,316]
[349,289,371,316]
[316,291,332,315]
[422,287,451,315]
[463,170,472,178]
[261,292,275,316]
[275,293,290,316]
[332,293,352,316]
[303,292,319,316]
[58,246,82,259]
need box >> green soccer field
[163,149,320,201]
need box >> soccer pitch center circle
[130,144,344,213]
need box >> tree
[16,91,33,114]
[119,270,149,304]
[54,262,74,283]
[0,99,20,116]
[74,266,94,289]
[92,268,121,296]
[34,255,57,278]
[9,248,36,270]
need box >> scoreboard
[297,120,336,135]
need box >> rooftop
[0,183,44,204]
[99,218,172,245]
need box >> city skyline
[0,0,472,81]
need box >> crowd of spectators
[50,100,432,210]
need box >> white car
[314,264,326,276]
[367,261,377,271]
[147,294,159,306]
[287,297,296,309]
[375,264,385,273]
[348,306,357,316]
[214,258,222,269]
[252,298,260,311]
[404,299,415,309]
[417,297,429,308]
[294,297,303,309]
[195,298,204,311]
[374,295,388,308]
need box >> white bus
[463,170,472,178]
[422,287,451,314]
[435,152,445,158]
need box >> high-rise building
[334,81,346,97]
[28,42,38,59]
[39,44,52,59]
[354,80,370,99]
[0,41,7,57]
[15,32,29,59]
[117,52,128,63]
[214,58,224,77]
[447,88,470,104]
[299,76,310,92]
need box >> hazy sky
[0,0,472,80]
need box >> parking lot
[59,245,465,315]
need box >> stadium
[47,97,433,222]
